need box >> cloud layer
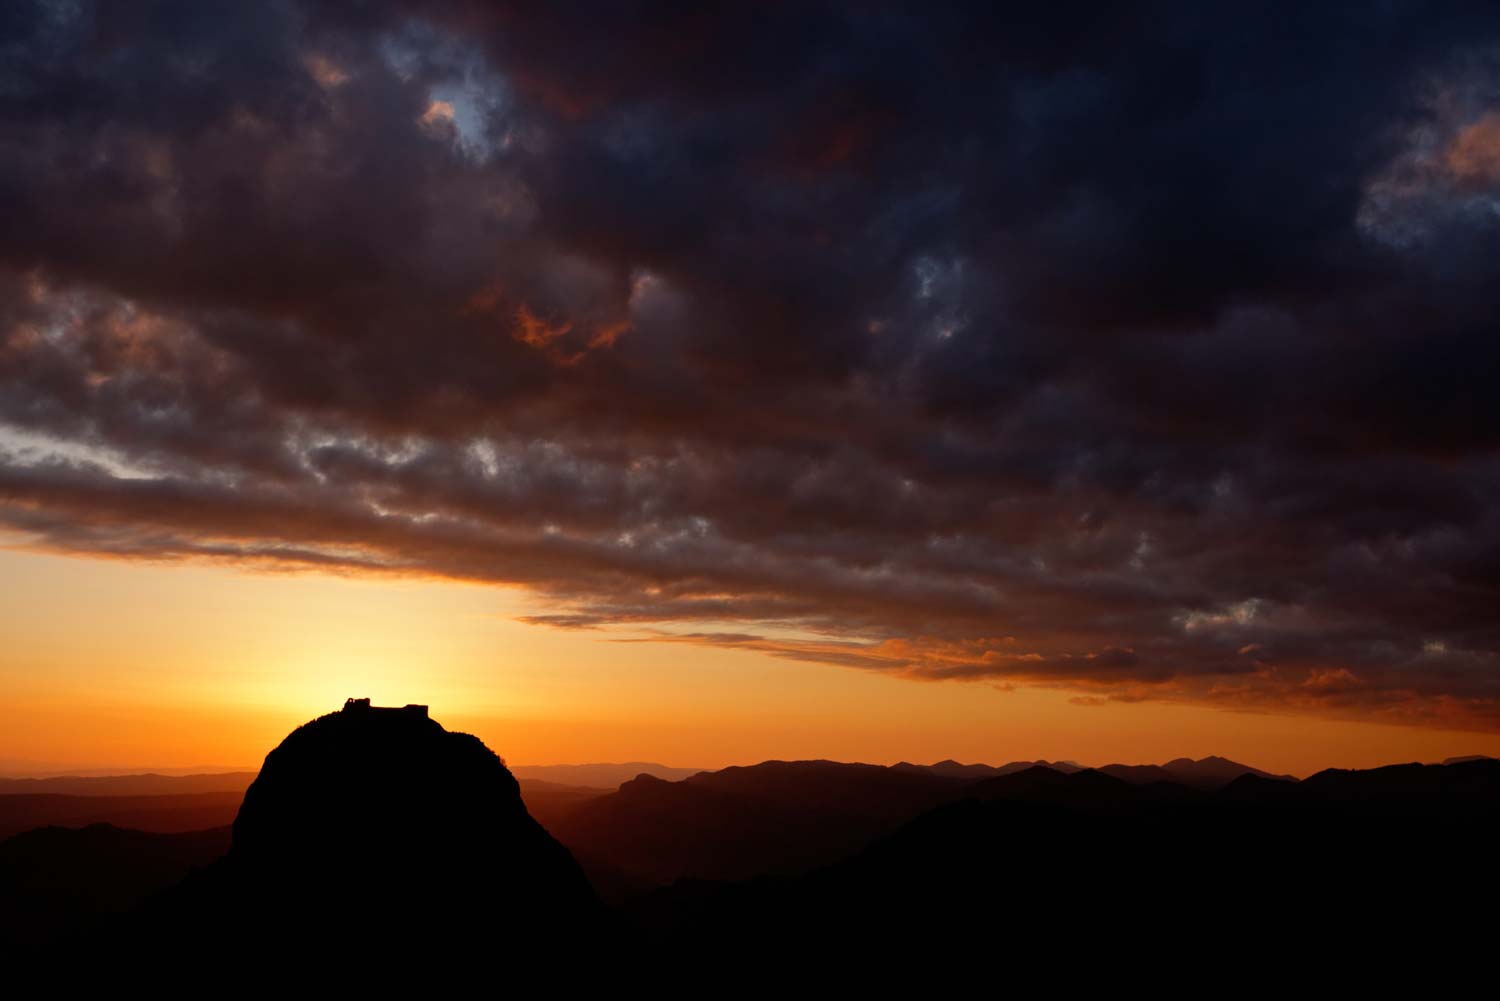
[3,2,1500,728]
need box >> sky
[2,2,1500,776]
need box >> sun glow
[3,547,1498,776]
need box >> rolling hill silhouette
[514,777,612,830]
[629,758,1500,979]
[0,791,244,841]
[547,758,1279,891]
[551,759,972,891]
[1097,754,1296,788]
[0,824,230,952]
[964,762,1146,804]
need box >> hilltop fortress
[341,698,428,719]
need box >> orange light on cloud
[3,547,1498,777]
[1445,112,1500,187]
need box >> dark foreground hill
[0,824,231,950]
[629,758,1500,979]
[79,702,609,974]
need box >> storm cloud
[3,1,1499,728]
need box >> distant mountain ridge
[0,791,245,842]
[549,756,1292,892]
[0,763,256,779]
[1097,755,1296,788]
[509,762,706,787]
[0,778,603,844]
[0,772,258,797]
[0,754,1312,853]
[553,759,973,889]
[894,758,1086,778]
[29,752,1496,800]
[887,755,1288,788]
[515,778,612,830]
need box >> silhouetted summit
[162,701,605,964]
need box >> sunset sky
[3,2,1500,777]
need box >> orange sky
[4,546,1497,778]
[6,8,1500,785]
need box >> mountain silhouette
[1441,754,1496,765]
[548,758,1290,891]
[515,777,611,830]
[1299,758,1500,804]
[85,701,611,974]
[965,763,1148,805]
[551,759,971,891]
[8,741,1498,980]
[509,761,705,787]
[0,791,244,841]
[0,772,258,797]
[629,757,1500,981]
[892,757,1085,778]
[1097,754,1294,788]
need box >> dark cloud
[3,1,1500,729]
